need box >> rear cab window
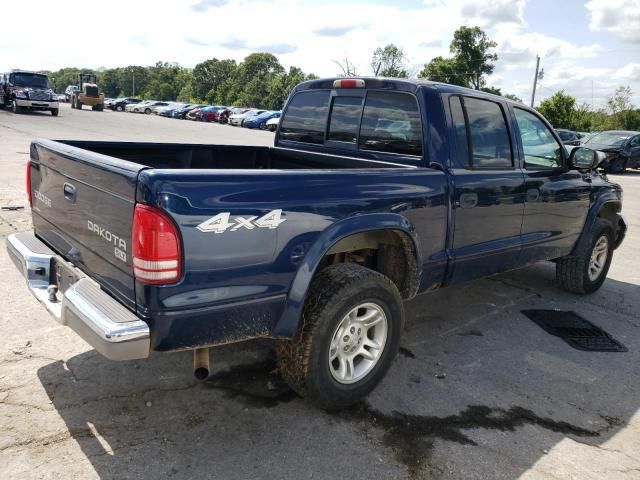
[279,88,423,160]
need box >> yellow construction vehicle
[71,73,104,111]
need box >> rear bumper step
[6,232,149,360]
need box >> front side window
[358,91,422,156]
[514,108,564,169]
[279,90,330,145]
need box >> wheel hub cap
[329,302,388,384]
[588,235,609,282]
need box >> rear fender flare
[273,213,421,337]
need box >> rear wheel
[144,108,151,114]
[259,122,267,130]
[277,263,404,410]
[556,218,614,294]
[76,99,82,110]
[116,105,123,112]
[96,104,104,111]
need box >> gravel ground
[1,104,639,479]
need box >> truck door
[448,95,525,283]
[512,107,591,262]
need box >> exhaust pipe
[193,348,210,380]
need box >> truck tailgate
[29,139,146,310]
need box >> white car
[150,102,178,115]
[266,116,280,132]
[127,100,153,113]
[228,109,265,126]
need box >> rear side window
[451,96,513,168]
[359,91,422,156]
[280,91,330,144]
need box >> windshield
[13,73,49,89]
[586,132,631,147]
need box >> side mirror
[569,146,604,170]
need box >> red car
[199,106,227,122]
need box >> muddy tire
[556,218,614,294]
[277,263,404,410]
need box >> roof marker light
[333,79,365,89]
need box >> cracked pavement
[1,104,639,479]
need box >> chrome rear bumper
[6,232,149,360]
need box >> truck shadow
[36,263,640,479]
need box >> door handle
[457,192,478,209]
[63,182,76,202]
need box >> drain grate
[522,310,628,352]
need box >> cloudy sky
[1,0,638,107]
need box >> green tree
[450,26,498,90]
[232,53,284,107]
[480,86,502,96]
[504,93,523,103]
[371,44,408,78]
[606,86,636,129]
[537,91,577,129]
[418,56,467,86]
[192,58,237,101]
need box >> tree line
[45,53,318,110]
[537,87,640,131]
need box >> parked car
[198,106,227,122]
[157,103,187,117]
[64,85,78,102]
[186,106,207,120]
[153,102,183,116]
[583,130,640,173]
[10,78,627,410]
[229,109,265,126]
[173,104,207,119]
[218,107,248,125]
[128,100,154,113]
[110,97,142,112]
[243,110,281,129]
[556,129,581,146]
[266,116,280,131]
[147,101,172,114]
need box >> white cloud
[586,0,640,43]
[460,0,526,28]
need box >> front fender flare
[273,213,421,338]
[573,193,622,254]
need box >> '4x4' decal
[196,209,285,234]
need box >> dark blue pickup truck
[7,78,627,409]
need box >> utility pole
[132,70,135,97]
[530,55,540,107]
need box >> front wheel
[606,157,626,174]
[50,108,59,116]
[144,108,151,114]
[277,263,404,410]
[11,99,21,113]
[556,218,614,294]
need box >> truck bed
[60,140,413,170]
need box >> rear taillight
[26,160,32,207]
[132,204,182,284]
